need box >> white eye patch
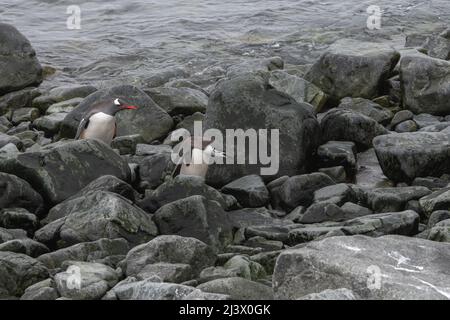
[114,98,120,106]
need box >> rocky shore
[0,22,450,300]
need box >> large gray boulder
[154,195,233,250]
[321,109,389,150]
[0,172,44,215]
[373,132,450,182]
[268,70,327,112]
[0,251,49,298]
[305,39,399,102]
[221,175,269,208]
[338,97,393,125]
[43,175,136,223]
[197,277,273,300]
[124,235,216,278]
[204,72,320,185]
[0,139,130,204]
[37,238,129,269]
[273,173,335,211]
[0,23,42,95]
[141,175,235,212]
[400,52,450,115]
[60,85,173,143]
[419,187,450,217]
[273,235,450,299]
[35,191,158,248]
[108,279,204,300]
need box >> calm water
[1,0,449,88]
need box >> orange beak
[123,105,138,110]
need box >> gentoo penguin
[75,98,138,145]
[172,136,226,179]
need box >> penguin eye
[114,98,121,106]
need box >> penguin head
[110,98,138,114]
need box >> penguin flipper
[75,117,89,140]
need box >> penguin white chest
[82,112,116,145]
[180,148,209,178]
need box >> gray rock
[138,152,174,189]
[305,39,399,102]
[300,202,348,224]
[226,57,283,78]
[44,175,136,223]
[227,207,292,229]
[298,288,358,300]
[275,173,335,211]
[154,195,233,249]
[20,279,58,300]
[197,277,273,300]
[60,85,173,143]
[422,35,450,60]
[204,72,320,185]
[313,183,357,206]
[395,120,418,133]
[0,251,49,297]
[0,139,130,204]
[110,134,142,155]
[318,166,347,183]
[124,235,216,278]
[11,107,40,124]
[0,23,42,95]
[35,191,158,248]
[145,87,208,115]
[0,173,44,215]
[428,219,450,243]
[419,187,450,217]
[55,261,119,300]
[428,210,450,228]
[33,112,67,134]
[0,239,49,257]
[321,109,389,150]
[391,110,414,127]
[413,113,443,128]
[342,210,420,237]
[373,132,450,182]
[0,227,27,243]
[340,202,373,218]
[141,175,234,212]
[221,175,269,208]
[268,70,327,111]
[317,141,357,176]
[366,187,431,213]
[45,97,83,114]
[175,112,205,136]
[37,238,129,269]
[110,278,198,300]
[338,97,393,125]
[0,208,38,235]
[0,88,40,116]
[273,235,450,299]
[0,142,19,156]
[400,52,450,115]
[135,263,194,283]
[142,67,189,88]
[32,85,97,111]
[0,132,22,149]
[135,143,172,156]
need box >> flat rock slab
[273,235,450,300]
